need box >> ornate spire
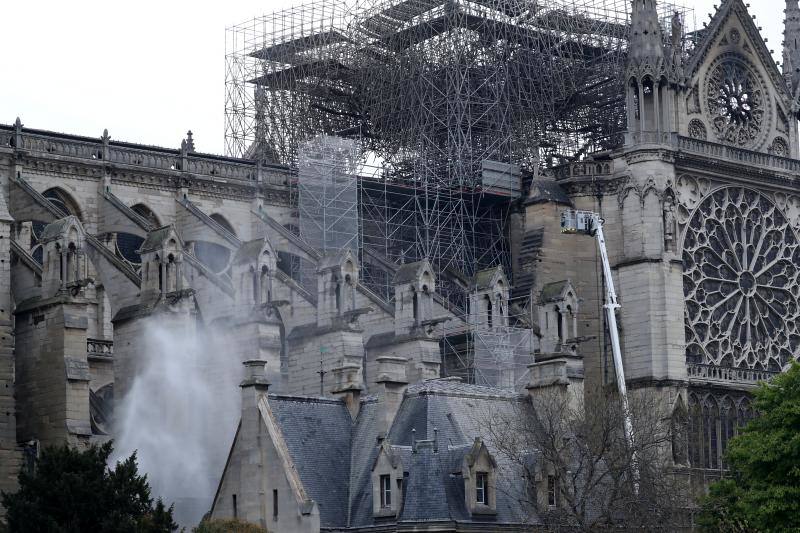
[627,0,665,80]
[784,0,800,94]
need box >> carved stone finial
[101,129,110,144]
[185,130,195,153]
[14,117,22,128]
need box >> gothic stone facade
[2,0,800,530]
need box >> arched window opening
[702,397,720,470]
[413,291,419,323]
[485,295,493,329]
[261,264,271,304]
[720,397,737,469]
[335,279,342,313]
[566,305,574,338]
[250,266,258,304]
[167,253,176,293]
[43,188,81,220]
[688,394,701,468]
[555,306,563,343]
[156,254,163,292]
[66,242,77,283]
[115,204,159,271]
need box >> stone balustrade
[686,362,777,384]
[1,122,291,186]
[553,160,614,180]
[677,135,800,174]
[87,338,114,361]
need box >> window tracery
[688,119,707,140]
[687,392,753,471]
[771,137,790,158]
[705,55,766,148]
[683,187,800,372]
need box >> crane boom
[561,210,640,492]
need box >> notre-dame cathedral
[1,0,799,530]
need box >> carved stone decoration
[705,54,767,148]
[683,187,800,372]
[770,137,790,158]
[728,28,741,46]
[675,174,711,226]
[688,119,708,140]
[687,83,702,115]
[663,191,677,252]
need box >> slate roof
[268,395,355,528]
[265,379,536,530]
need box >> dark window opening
[273,489,278,520]
[547,475,557,508]
[232,494,237,519]
[556,307,563,342]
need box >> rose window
[683,187,800,372]
[706,57,765,148]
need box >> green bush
[193,518,268,533]
[1,441,177,533]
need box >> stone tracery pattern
[688,119,708,140]
[705,56,766,148]
[683,187,800,372]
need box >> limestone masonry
[2,0,800,530]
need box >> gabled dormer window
[372,442,404,517]
[462,437,497,516]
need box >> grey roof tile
[268,395,354,528]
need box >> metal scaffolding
[298,135,361,255]
[226,0,694,384]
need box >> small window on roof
[380,474,392,508]
[476,472,489,505]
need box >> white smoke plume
[113,318,242,527]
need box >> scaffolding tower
[298,135,360,256]
[225,0,695,386]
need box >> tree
[479,386,687,532]
[698,363,800,533]
[1,441,178,533]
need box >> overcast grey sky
[0,0,784,155]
